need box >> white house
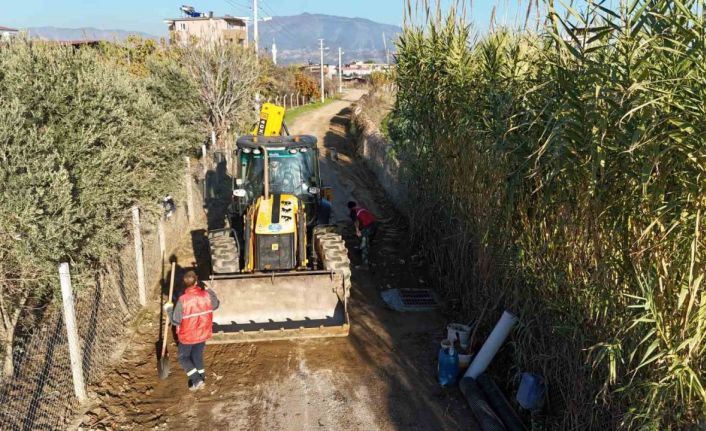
[165,13,248,47]
[0,26,18,41]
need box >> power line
[223,0,250,15]
[262,0,330,64]
[258,0,302,41]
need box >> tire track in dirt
[76,90,477,431]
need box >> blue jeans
[360,222,377,265]
[178,342,205,384]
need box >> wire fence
[0,162,203,431]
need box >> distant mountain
[24,26,157,42]
[21,13,401,64]
[253,13,401,64]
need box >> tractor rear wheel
[314,231,351,300]
[209,231,240,275]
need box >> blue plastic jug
[438,340,459,386]
[516,372,546,411]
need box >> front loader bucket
[207,271,349,343]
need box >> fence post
[131,206,146,306]
[201,144,208,177]
[59,262,87,403]
[158,219,166,259]
[184,156,195,222]
[227,135,235,175]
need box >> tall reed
[392,0,706,428]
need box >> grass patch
[284,96,340,124]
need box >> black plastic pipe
[459,377,507,431]
[477,373,528,431]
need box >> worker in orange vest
[164,271,219,391]
[347,201,377,268]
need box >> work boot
[189,380,205,391]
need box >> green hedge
[0,39,195,306]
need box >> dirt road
[78,90,476,430]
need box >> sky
[3,0,520,36]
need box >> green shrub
[0,39,195,376]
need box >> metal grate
[399,289,438,308]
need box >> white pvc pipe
[465,311,518,379]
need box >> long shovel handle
[161,261,176,357]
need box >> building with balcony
[165,13,248,47]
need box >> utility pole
[319,38,325,103]
[253,0,259,58]
[272,38,277,65]
[338,47,343,93]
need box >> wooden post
[131,206,146,306]
[184,156,195,222]
[59,262,87,402]
[158,219,166,258]
[201,144,208,177]
[227,135,234,176]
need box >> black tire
[208,233,240,274]
[314,232,351,300]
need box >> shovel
[158,261,176,379]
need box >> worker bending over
[347,201,377,268]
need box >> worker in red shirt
[347,201,377,268]
[164,271,219,391]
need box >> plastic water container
[437,339,459,386]
[447,323,471,349]
[516,372,546,411]
[458,353,473,370]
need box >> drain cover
[381,288,439,312]
[399,289,438,307]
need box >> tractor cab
[233,135,323,226]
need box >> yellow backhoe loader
[206,103,351,343]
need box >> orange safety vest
[353,207,376,228]
[176,286,214,344]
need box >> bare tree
[183,40,259,151]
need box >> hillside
[25,26,157,41]
[253,13,401,64]
[22,13,401,64]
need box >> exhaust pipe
[261,145,269,201]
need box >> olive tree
[0,39,193,380]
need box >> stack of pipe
[458,311,527,431]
